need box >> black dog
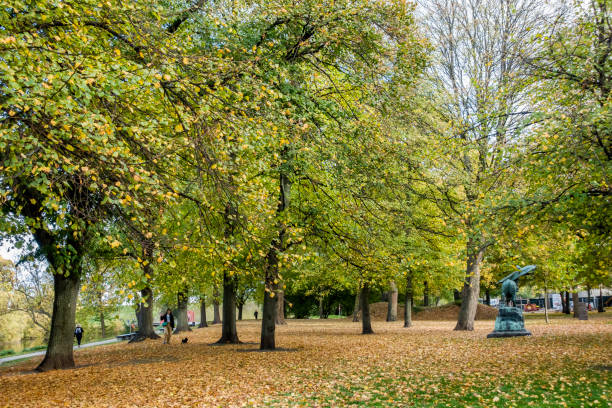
[181,337,188,344]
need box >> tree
[523,0,611,294]
[386,281,398,322]
[419,0,547,331]
[0,0,185,368]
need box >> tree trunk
[386,281,398,322]
[404,272,413,328]
[217,272,240,343]
[319,297,324,319]
[544,286,550,324]
[36,272,80,371]
[598,285,605,313]
[276,289,286,325]
[130,286,160,342]
[423,280,429,307]
[352,291,360,322]
[260,155,290,350]
[212,286,221,324]
[174,290,191,333]
[260,228,282,350]
[587,286,591,310]
[260,251,279,350]
[360,284,373,334]
[562,291,570,314]
[484,288,491,306]
[199,296,208,328]
[100,311,106,338]
[260,282,277,350]
[455,240,485,331]
[238,303,243,320]
[98,290,106,338]
[572,291,579,318]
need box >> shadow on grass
[236,347,300,353]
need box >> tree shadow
[236,347,300,353]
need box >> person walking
[254,310,258,320]
[74,324,84,348]
[161,308,175,344]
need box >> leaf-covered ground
[0,314,610,407]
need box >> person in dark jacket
[161,309,175,344]
[74,324,84,347]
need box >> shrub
[23,345,46,352]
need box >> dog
[181,337,188,344]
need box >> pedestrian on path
[161,308,175,344]
[254,310,258,320]
[74,324,84,347]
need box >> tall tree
[420,0,546,330]
[0,0,178,369]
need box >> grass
[0,336,121,368]
[0,314,609,407]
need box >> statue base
[487,306,531,338]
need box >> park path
[0,338,119,364]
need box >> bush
[23,345,46,352]
[0,349,16,357]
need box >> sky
[0,241,21,263]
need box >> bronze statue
[487,265,536,338]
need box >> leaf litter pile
[0,315,610,407]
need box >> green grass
[22,345,46,352]
[275,367,610,407]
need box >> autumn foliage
[1,315,610,407]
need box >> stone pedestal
[487,306,531,338]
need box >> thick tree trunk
[598,286,605,313]
[386,281,398,322]
[260,249,279,349]
[352,291,360,322]
[404,272,413,328]
[238,303,243,320]
[423,280,429,307]
[199,296,208,327]
[544,286,549,324]
[360,284,373,334]
[130,286,159,342]
[217,272,240,343]
[260,228,282,350]
[276,289,286,325]
[455,240,485,331]
[572,291,579,318]
[260,157,290,350]
[36,272,80,371]
[212,286,221,324]
[260,283,277,350]
[484,288,491,306]
[174,291,191,333]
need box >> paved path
[0,338,119,364]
